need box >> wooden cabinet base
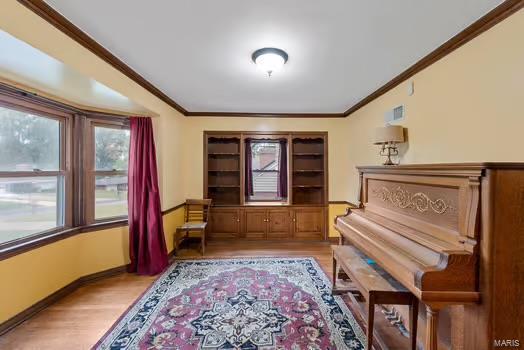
[292,207,325,240]
[208,208,241,239]
[210,206,327,241]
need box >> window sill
[0,218,128,261]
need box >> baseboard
[0,264,127,336]
[328,237,340,244]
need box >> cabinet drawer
[244,209,267,239]
[209,208,241,238]
[293,207,325,240]
[267,209,292,239]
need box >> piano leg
[332,252,337,290]
[425,304,441,350]
[367,294,375,350]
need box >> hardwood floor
[0,241,333,350]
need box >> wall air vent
[385,105,405,123]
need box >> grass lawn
[0,201,32,211]
[0,190,128,243]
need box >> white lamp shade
[374,125,404,144]
[255,53,286,74]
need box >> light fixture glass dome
[252,48,288,77]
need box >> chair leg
[367,294,375,350]
[201,229,205,255]
[332,254,337,291]
[174,230,179,253]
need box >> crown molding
[17,0,524,118]
[17,0,188,115]
[342,0,524,116]
[185,111,346,118]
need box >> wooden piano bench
[331,245,418,350]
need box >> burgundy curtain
[127,117,168,275]
[245,139,254,198]
[277,138,288,198]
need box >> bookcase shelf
[293,153,324,156]
[293,169,324,173]
[205,136,241,205]
[291,137,327,205]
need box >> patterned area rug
[94,257,366,349]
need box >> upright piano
[335,163,524,350]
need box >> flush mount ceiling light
[252,47,288,77]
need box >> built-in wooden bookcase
[291,137,327,205]
[205,135,241,205]
[204,131,328,241]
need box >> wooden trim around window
[0,92,74,236]
[0,202,185,262]
[83,117,130,224]
[0,219,128,261]
[16,0,524,117]
[0,84,133,261]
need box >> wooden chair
[174,199,212,255]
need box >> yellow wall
[0,236,79,324]
[344,8,524,203]
[328,204,350,238]
[0,208,185,324]
[163,207,187,253]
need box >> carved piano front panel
[361,173,478,251]
[367,179,459,230]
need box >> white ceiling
[0,30,151,115]
[45,0,503,114]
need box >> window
[248,140,287,201]
[0,86,132,252]
[0,103,70,244]
[88,122,130,221]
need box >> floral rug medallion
[94,258,365,350]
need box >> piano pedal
[397,324,410,338]
[384,311,399,321]
[381,308,395,317]
[391,317,403,325]
[381,306,410,338]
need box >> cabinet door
[209,208,241,239]
[267,209,292,239]
[292,207,324,240]
[244,209,267,239]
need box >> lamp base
[383,158,395,166]
[380,144,399,166]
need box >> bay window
[0,85,130,254]
[0,99,71,244]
